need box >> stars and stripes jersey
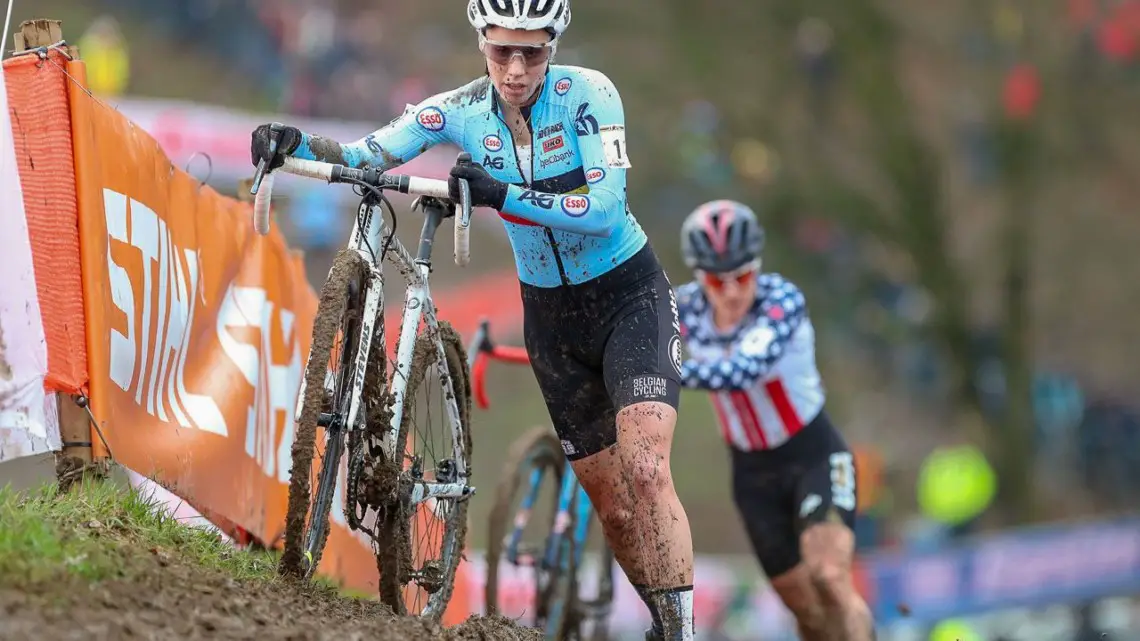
[675,273,826,451]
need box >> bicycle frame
[292,193,469,507]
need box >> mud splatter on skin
[307,135,351,166]
[308,135,402,170]
[568,403,691,635]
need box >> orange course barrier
[4,50,530,623]
[5,52,87,393]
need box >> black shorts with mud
[522,242,682,461]
[731,410,857,579]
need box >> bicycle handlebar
[467,318,530,410]
[249,127,474,266]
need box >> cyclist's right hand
[250,123,302,170]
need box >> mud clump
[0,545,540,641]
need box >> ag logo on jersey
[416,106,446,132]
[554,77,572,95]
[585,167,606,184]
[483,134,503,152]
[560,195,590,217]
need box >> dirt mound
[0,480,540,641]
[0,557,538,640]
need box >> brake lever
[250,122,285,196]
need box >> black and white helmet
[467,0,572,37]
[680,200,766,273]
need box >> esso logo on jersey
[416,106,446,132]
[483,134,503,152]
[561,195,590,217]
[585,167,606,184]
[554,78,572,95]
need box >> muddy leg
[571,401,694,640]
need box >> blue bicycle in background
[469,318,616,641]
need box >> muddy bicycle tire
[279,250,367,579]
[375,321,473,622]
[484,426,565,622]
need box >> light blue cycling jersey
[290,65,649,288]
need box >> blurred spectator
[928,618,983,641]
[991,1,1024,57]
[1076,399,1140,505]
[78,16,130,96]
[794,17,836,123]
[953,92,998,185]
[1002,63,1041,121]
[916,441,996,539]
[1073,601,1112,641]
[287,186,344,252]
[852,444,891,550]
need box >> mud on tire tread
[279,249,368,579]
[376,321,473,621]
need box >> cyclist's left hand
[449,162,508,210]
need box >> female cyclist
[250,2,694,638]
[674,200,875,641]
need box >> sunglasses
[479,35,555,67]
[700,260,760,291]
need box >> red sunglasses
[700,260,760,290]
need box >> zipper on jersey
[499,108,570,287]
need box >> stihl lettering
[104,188,227,435]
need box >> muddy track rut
[0,540,539,641]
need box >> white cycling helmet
[467,0,572,37]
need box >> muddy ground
[0,540,539,641]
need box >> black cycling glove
[250,124,302,170]
[449,162,508,210]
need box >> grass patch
[0,477,279,586]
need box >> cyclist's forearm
[290,134,371,169]
[292,132,414,171]
[498,184,621,237]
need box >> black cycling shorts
[522,242,682,461]
[731,410,857,579]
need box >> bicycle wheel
[484,427,565,624]
[375,321,473,622]
[279,249,368,579]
